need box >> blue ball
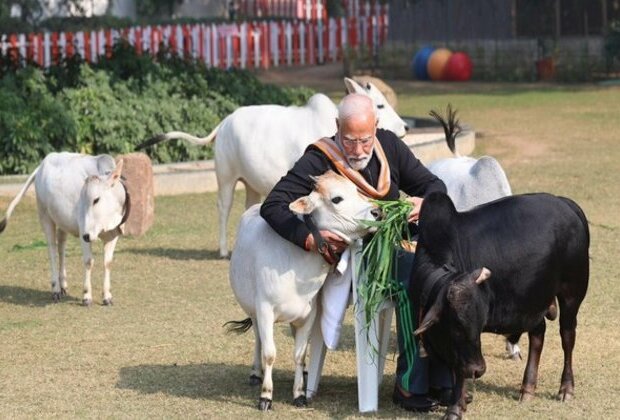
[412,46,435,80]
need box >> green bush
[60,65,225,161]
[0,41,315,175]
[0,67,76,175]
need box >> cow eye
[331,196,343,204]
[377,104,385,109]
[93,198,100,205]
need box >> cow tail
[0,165,40,234]
[135,123,221,150]
[223,317,253,334]
[429,104,463,157]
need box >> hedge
[0,43,314,175]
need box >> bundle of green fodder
[358,199,417,383]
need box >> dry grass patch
[0,83,618,418]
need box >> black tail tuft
[223,317,253,334]
[135,134,168,151]
[429,104,462,155]
[0,218,6,234]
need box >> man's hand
[406,196,424,223]
[305,230,348,264]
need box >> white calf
[427,106,520,359]
[137,78,406,258]
[227,171,377,410]
[0,153,129,305]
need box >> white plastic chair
[305,241,396,412]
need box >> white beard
[347,155,372,170]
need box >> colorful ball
[411,46,435,80]
[444,52,473,81]
[427,48,453,81]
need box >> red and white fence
[0,3,388,70]
[238,0,327,21]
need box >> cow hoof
[82,298,92,307]
[249,375,262,386]
[558,390,574,402]
[60,288,68,296]
[293,395,307,407]
[442,409,462,420]
[52,292,62,303]
[519,391,534,402]
[103,298,113,306]
[257,397,272,411]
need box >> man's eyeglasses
[341,135,374,148]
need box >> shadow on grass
[0,285,82,307]
[122,247,223,261]
[471,379,560,403]
[116,362,409,416]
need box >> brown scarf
[312,137,391,199]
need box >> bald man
[260,93,451,411]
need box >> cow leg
[80,239,94,306]
[257,307,276,410]
[216,179,236,259]
[39,213,61,302]
[57,229,68,296]
[556,293,584,401]
[244,185,261,209]
[520,320,546,402]
[291,310,316,407]
[250,319,263,385]
[444,371,467,420]
[102,236,119,305]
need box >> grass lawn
[0,81,619,419]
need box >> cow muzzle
[370,207,382,220]
[82,234,91,243]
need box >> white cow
[427,106,512,211]
[226,171,377,410]
[426,106,520,359]
[137,77,407,258]
[0,152,130,305]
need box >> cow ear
[290,195,316,215]
[473,267,492,285]
[108,159,124,187]
[344,77,364,94]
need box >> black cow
[410,192,589,419]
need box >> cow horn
[475,267,492,284]
[414,300,443,336]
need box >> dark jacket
[260,128,447,249]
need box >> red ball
[444,52,473,81]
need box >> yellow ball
[427,48,453,81]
